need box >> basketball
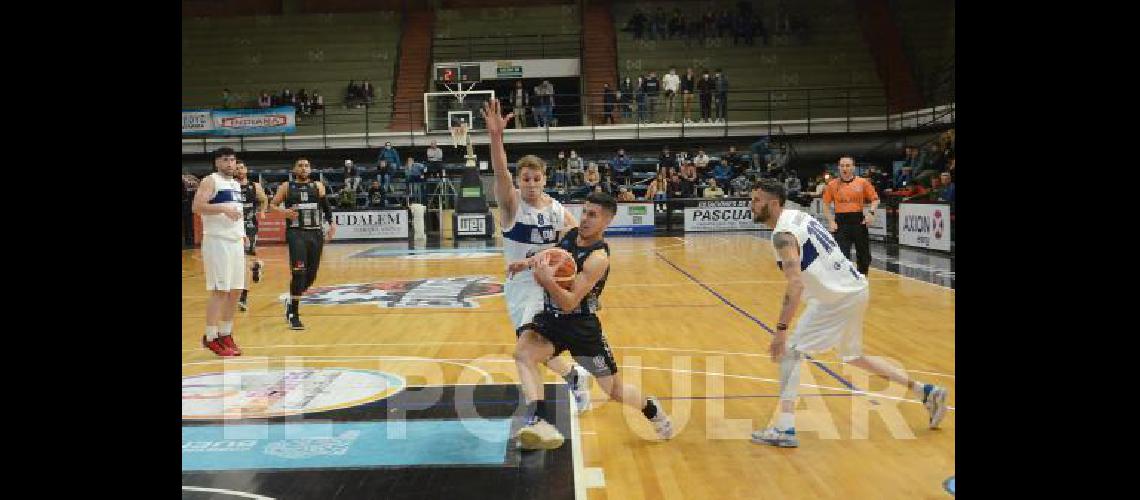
[537,248,577,290]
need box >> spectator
[681,67,696,124]
[658,146,676,173]
[377,160,392,193]
[181,173,200,247]
[378,141,400,169]
[344,160,361,194]
[714,69,728,122]
[692,147,711,177]
[405,156,426,204]
[635,75,648,124]
[296,88,308,115]
[644,71,661,123]
[337,183,357,208]
[619,76,634,121]
[724,146,744,177]
[668,171,690,198]
[312,91,324,114]
[611,148,632,185]
[651,7,667,40]
[697,70,713,123]
[703,178,726,198]
[533,80,555,127]
[668,8,684,40]
[680,162,699,196]
[584,163,601,190]
[367,179,385,207]
[662,68,680,124]
[946,157,955,181]
[645,171,668,202]
[784,170,802,200]
[936,171,955,205]
[894,165,913,189]
[258,91,271,108]
[750,135,771,169]
[616,186,636,202]
[510,80,529,128]
[626,7,648,39]
[346,81,358,108]
[712,159,733,186]
[425,140,444,178]
[566,150,584,186]
[602,83,617,125]
[282,88,294,109]
[362,81,374,105]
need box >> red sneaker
[202,336,236,357]
[218,335,242,356]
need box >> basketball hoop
[442,81,477,149]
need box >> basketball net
[443,81,477,150]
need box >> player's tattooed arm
[773,232,804,336]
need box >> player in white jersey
[482,97,594,414]
[748,179,948,447]
[191,147,247,357]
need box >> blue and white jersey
[502,191,569,278]
[201,172,246,241]
[771,208,867,303]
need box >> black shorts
[526,312,618,377]
[286,229,324,272]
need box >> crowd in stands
[621,1,809,47]
[605,67,729,125]
[215,81,382,114]
[345,80,377,109]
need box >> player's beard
[754,204,769,224]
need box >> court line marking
[184,356,953,411]
[652,250,870,399]
[584,467,606,489]
[179,356,493,384]
[180,486,276,500]
[571,381,587,500]
[180,342,955,378]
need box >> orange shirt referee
[822,156,880,275]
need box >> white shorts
[504,274,545,333]
[202,236,246,292]
[789,288,869,361]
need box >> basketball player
[234,160,267,312]
[270,158,336,330]
[508,192,674,450]
[191,147,246,357]
[481,97,593,413]
[748,179,948,447]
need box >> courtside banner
[684,199,765,232]
[182,106,297,136]
[564,203,654,234]
[898,203,951,251]
[331,210,410,240]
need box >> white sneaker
[646,397,674,440]
[517,419,565,450]
[751,427,798,448]
[924,385,949,429]
[570,365,592,414]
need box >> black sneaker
[252,260,263,283]
[288,313,305,330]
[237,298,248,312]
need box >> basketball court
[181,233,955,499]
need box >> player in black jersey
[508,192,674,450]
[270,158,337,330]
[234,160,267,311]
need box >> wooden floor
[182,233,955,499]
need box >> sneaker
[646,396,674,440]
[218,335,242,356]
[252,260,263,283]
[751,427,798,448]
[202,336,236,357]
[237,297,248,311]
[288,313,305,330]
[924,385,949,429]
[517,419,565,450]
[569,365,592,414]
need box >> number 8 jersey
[771,208,867,303]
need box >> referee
[822,155,880,276]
